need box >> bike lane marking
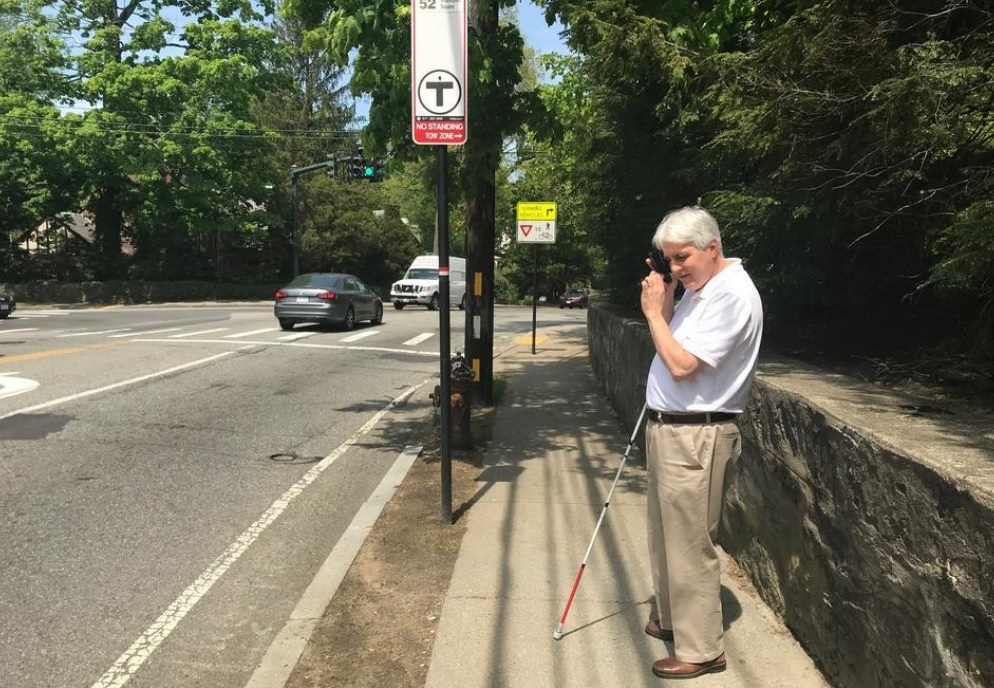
[0,373,40,399]
[0,350,237,422]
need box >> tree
[284,0,543,403]
[52,0,285,279]
[498,54,607,301]
[539,0,994,366]
[254,12,358,279]
[298,175,421,288]
[0,0,77,279]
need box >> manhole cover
[268,452,321,464]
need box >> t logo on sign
[418,70,461,115]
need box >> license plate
[0,304,8,311]
[295,297,309,303]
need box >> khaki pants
[645,419,741,663]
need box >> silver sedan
[274,273,383,331]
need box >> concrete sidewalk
[425,320,829,688]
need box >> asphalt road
[0,302,587,688]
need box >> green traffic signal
[338,156,382,182]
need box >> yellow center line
[0,343,116,365]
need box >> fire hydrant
[429,354,474,448]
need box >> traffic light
[347,156,365,181]
[339,154,384,182]
[362,160,384,183]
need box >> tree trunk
[463,0,501,405]
[93,186,124,280]
[464,168,496,406]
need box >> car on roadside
[0,294,15,319]
[274,273,383,331]
[558,289,589,309]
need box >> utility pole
[463,0,499,407]
[290,165,300,277]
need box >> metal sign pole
[437,145,452,524]
[411,0,465,524]
[517,202,558,356]
[532,244,538,355]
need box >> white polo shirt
[645,259,763,414]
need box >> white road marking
[0,351,237,422]
[403,332,435,346]
[277,331,317,341]
[59,329,132,338]
[8,310,69,317]
[88,383,426,688]
[0,372,40,399]
[243,444,424,688]
[168,328,230,338]
[339,330,379,343]
[224,328,278,339]
[0,328,40,335]
[129,338,440,357]
[108,328,183,338]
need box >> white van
[390,255,467,310]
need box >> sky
[518,0,568,60]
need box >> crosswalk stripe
[278,332,317,342]
[108,327,183,338]
[168,328,230,338]
[59,329,132,338]
[15,310,70,316]
[339,330,379,343]
[0,328,40,335]
[225,328,278,339]
[403,332,435,346]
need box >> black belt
[647,410,737,425]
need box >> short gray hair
[652,206,722,252]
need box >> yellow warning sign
[516,202,557,222]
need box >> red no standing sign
[411,0,468,146]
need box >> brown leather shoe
[644,619,674,642]
[652,653,726,679]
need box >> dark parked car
[274,273,383,331]
[0,294,15,319]
[558,289,589,309]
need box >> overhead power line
[0,113,362,139]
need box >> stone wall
[586,302,994,688]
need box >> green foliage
[493,266,516,303]
[298,175,420,289]
[930,201,994,296]
[529,0,994,363]
[0,0,345,282]
[4,0,994,368]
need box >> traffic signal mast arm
[290,160,336,179]
[291,155,384,183]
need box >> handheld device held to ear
[648,248,673,283]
